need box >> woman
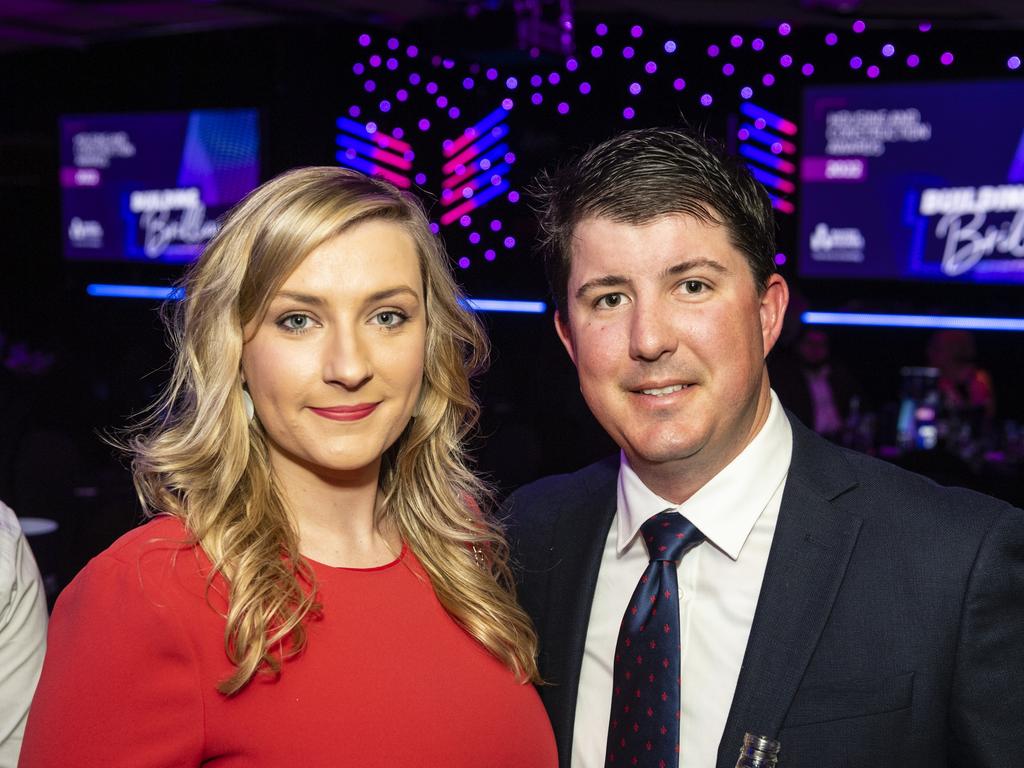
[21,168,556,766]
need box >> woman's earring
[242,389,255,422]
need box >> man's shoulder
[504,455,619,518]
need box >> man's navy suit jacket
[504,416,1024,767]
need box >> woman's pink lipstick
[309,403,379,421]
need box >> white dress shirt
[571,391,793,768]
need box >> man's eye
[595,293,626,309]
[682,280,707,294]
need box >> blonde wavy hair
[126,166,540,694]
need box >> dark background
[1,2,1022,595]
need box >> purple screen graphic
[799,81,1024,284]
[60,109,259,263]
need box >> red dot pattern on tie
[605,511,704,768]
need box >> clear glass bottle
[734,732,781,767]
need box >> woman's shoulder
[73,515,213,601]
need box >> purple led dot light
[406,45,418,58]
[468,232,481,244]
[919,21,932,32]
[852,19,866,33]
[579,82,591,94]
[370,54,381,67]
[771,142,783,154]
[490,220,502,232]
[409,73,421,85]
[775,253,787,266]
[591,45,603,58]
[762,73,775,86]
[506,76,518,89]
[531,92,543,105]
[508,191,520,203]
[778,22,791,36]
[549,72,561,84]
[426,81,438,94]
[364,80,376,93]
[622,46,635,59]
[707,44,720,57]
[353,63,365,75]
[460,215,471,227]
[623,107,635,119]
[387,38,399,50]
[631,24,643,38]
[458,257,470,269]
[365,122,377,134]
[414,173,427,185]
[484,250,496,262]
[940,51,954,65]
[731,35,743,48]
[379,100,391,112]
[595,22,608,36]
[486,68,498,80]
[386,58,398,71]
[752,38,765,51]
[754,117,767,129]
[463,77,474,89]
[700,93,713,106]
[530,74,542,87]
[645,61,657,74]
[722,63,735,76]
[673,78,686,91]
[436,95,448,108]
[449,107,460,119]
[738,128,750,140]
[825,32,838,46]
[1009,56,1022,70]
[504,237,516,249]
[418,118,430,130]
[850,56,863,69]
[780,54,792,67]
[442,59,454,69]
[566,57,579,71]
[358,34,371,46]
[867,65,880,78]
[557,102,570,114]
[906,54,920,67]
[429,223,440,234]
[501,97,514,109]
[629,82,642,95]
[882,43,895,57]
[740,86,753,99]
[396,89,408,102]
[393,127,404,139]
[802,63,815,76]
[664,40,677,53]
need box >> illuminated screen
[60,109,259,263]
[798,81,1024,283]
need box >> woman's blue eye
[374,311,408,327]
[280,314,311,331]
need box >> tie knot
[640,510,704,563]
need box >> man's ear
[554,308,577,366]
[759,273,789,358]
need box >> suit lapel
[539,457,619,766]
[716,418,863,767]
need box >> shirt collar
[616,390,793,560]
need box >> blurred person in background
[0,499,47,767]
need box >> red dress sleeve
[20,550,205,767]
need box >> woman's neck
[270,455,401,568]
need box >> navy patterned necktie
[605,510,705,768]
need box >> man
[504,127,1023,768]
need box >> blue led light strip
[87,284,547,314]
[802,311,1024,332]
